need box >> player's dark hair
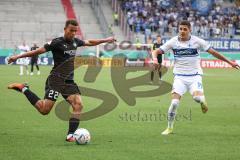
[65,19,79,28]
[156,35,161,38]
[179,20,191,29]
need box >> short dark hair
[156,35,161,38]
[65,19,78,28]
[179,20,191,28]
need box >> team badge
[73,42,77,48]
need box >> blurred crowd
[121,0,240,38]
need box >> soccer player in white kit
[152,20,240,135]
[18,42,30,75]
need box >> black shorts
[44,74,81,101]
[31,58,38,65]
[157,54,162,64]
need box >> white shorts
[172,75,204,96]
[19,58,29,66]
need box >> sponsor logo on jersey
[64,50,77,56]
[173,48,199,57]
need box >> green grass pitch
[0,65,240,160]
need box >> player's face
[64,24,78,40]
[157,37,161,43]
[178,25,191,40]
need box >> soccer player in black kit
[7,19,116,142]
[30,43,40,75]
[150,35,163,83]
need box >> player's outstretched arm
[8,47,47,64]
[83,37,116,46]
[207,48,240,69]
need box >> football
[74,128,91,145]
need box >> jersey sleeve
[76,38,85,47]
[44,40,56,52]
[197,37,211,51]
[159,38,175,53]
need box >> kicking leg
[192,91,208,113]
[7,83,55,115]
[190,76,208,113]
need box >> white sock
[22,87,28,93]
[193,96,205,104]
[20,65,23,75]
[167,99,179,129]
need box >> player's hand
[105,37,116,43]
[8,55,18,64]
[231,61,240,69]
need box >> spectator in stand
[113,12,119,26]
[121,0,239,39]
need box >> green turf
[0,65,240,160]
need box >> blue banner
[205,39,240,51]
[162,38,240,51]
[0,57,54,65]
[191,0,213,15]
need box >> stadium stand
[0,0,239,49]
[73,0,105,39]
[120,0,240,39]
[101,0,125,42]
[61,0,83,39]
[0,0,66,48]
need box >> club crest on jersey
[73,42,77,48]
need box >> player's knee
[35,100,53,115]
[40,110,50,115]
[38,106,51,115]
[193,96,205,103]
[73,102,83,112]
[72,100,83,112]
[39,106,51,115]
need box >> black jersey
[31,46,39,61]
[153,42,162,50]
[44,37,85,80]
[153,42,163,64]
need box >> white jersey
[18,45,30,65]
[18,45,30,53]
[160,35,211,75]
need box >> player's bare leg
[162,93,181,135]
[150,64,160,83]
[192,91,208,113]
[157,64,162,80]
[7,83,55,115]
[65,94,83,142]
[35,99,55,115]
